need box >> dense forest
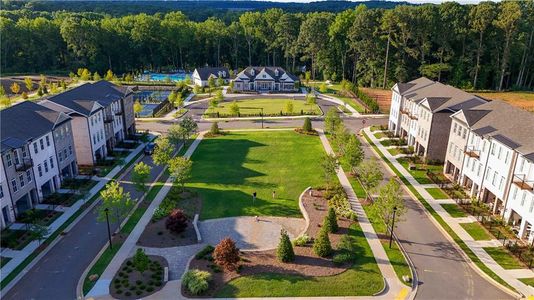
[1,1,533,90]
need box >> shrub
[324,207,339,233]
[125,291,131,296]
[132,249,150,273]
[182,269,211,295]
[293,234,311,246]
[302,117,312,132]
[313,227,332,257]
[165,209,188,233]
[276,229,295,262]
[195,245,215,259]
[210,122,220,135]
[146,286,154,292]
[332,252,355,265]
[213,238,240,271]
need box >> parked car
[144,142,156,155]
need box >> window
[6,153,12,167]
[512,186,518,200]
[498,147,502,159]
[471,161,476,172]
[22,147,27,158]
[93,135,96,145]
[40,139,44,150]
[0,186,3,198]
[19,174,24,187]
[34,142,38,154]
[26,170,31,182]
[58,151,63,162]
[49,157,54,169]
[467,158,471,168]
[462,128,466,139]
[45,136,50,146]
[44,161,49,172]
[453,123,457,134]
[38,165,43,177]
[499,176,504,190]
[492,172,497,186]
[64,149,68,158]
[486,168,492,180]
[477,164,482,176]
[530,199,534,213]
[521,192,527,206]
[14,152,20,165]
[11,179,17,192]
[491,144,496,155]
[505,151,509,164]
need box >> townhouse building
[446,100,534,242]
[232,67,300,92]
[40,81,135,166]
[0,101,77,227]
[388,77,486,161]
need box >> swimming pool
[133,90,171,103]
[138,103,160,117]
[137,72,190,82]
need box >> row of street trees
[2,1,533,90]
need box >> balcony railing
[464,146,480,158]
[104,114,114,123]
[408,113,418,120]
[513,174,534,191]
[400,108,410,115]
[115,110,123,116]
[15,158,33,172]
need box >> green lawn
[205,99,321,117]
[397,158,443,185]
[518,277,534,287]
[387,148,402,156]
[460,222,492,240]
[426,188,449,199]
[483,247,525,270]
[440,203,467,217]
[188,131,325,220]
[215,222,384,297]
[374,132,386,139]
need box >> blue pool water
[137,72,190,82]
[138,103,159,117]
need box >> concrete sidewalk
[365,127,533,297]
[317,129,410,300]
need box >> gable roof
[235,66,299,82]
[407,81,486,113]
[395,77,435,95]
[45,81,126,116]
[195,67,230,80]
[1,101,71,152]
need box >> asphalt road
[2,151,166,300]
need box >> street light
[104,208,113,250]
[389,206,398,249]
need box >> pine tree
[210,122,220,135]
[324,207,339,233]
[313,226,332,257]
[276,229,295,262]
[303,117,312,132]
[132,248,150,274]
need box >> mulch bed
[109,255,168,299]
[185,189,354,297]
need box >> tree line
[1,1,533,90]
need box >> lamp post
[104,208,113,250]
[389,206,398,249]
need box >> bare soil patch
[360,87,392,112]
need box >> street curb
[360,128,521,299]
[392,232,419,300]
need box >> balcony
[464,146,480,158]
[15,158,33,172]
[513,174,534,191]
[104,114,114,123]
[400,108,410,115]
[408,113,418,120]
[115,110,123,116]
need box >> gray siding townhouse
[232,67,299,92]
[0,101,77,226]
[192,67,230,87]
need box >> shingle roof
[235,67,299,82]
[1,101,70,152]
[45,81,125,116]
[461,100,534,160]
[396,77,435,95]
[195,67,230,80]
[407,81,487,112]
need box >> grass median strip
[483,247,525,270]
[441,203,467,217]
[518,277,534,287]
[426,188,449,200]
[460,222,492,241]
[362,131,517,293]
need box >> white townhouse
[232,67,300,92]
[0,161,14,229]
[192,67,230,87]
[388,77,486,161]
[446,100,534,242]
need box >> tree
[105,69,114,81]
[321,154,338,186]
[134,101,143,117]
[370,178,406,227]
[132,162,151,193]
[302,117,312,132]
[323,207,338,233]
[298,13,333,80]
[213,237,240,271]
[324,108,342,133]
[29,223,50,245]
[214,90,224,103]
[168,157,193,191]
[306,93,317,112]
[167,124,184,145]
[98,180,134,224]
[175,93,184,109]
[469,2,495,88]
[21,92,28,99]
[93,72,101,81]
[24,77,33,91]
[208,77,216,95]
[10,82,20,95]
[168,91,177,108]
[229,101,240,116]
[286,101,294,114]
[179,115,198,143]
[132,248,150,273]
[153,137,175,166]
[319,82,328,93]
[60,80,67,90]
[216,77,224,87]
[313,226,332,257]
[343,135,364,174]
[357,159,383,196]
[210,122,221,135]
[166,208,188,233]
[276,229,295,262]
[493,1,522,91]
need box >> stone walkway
[365,127,533,297]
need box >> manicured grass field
[440,203,467,217]
[387,147,402,156]
[426,188,449,199]
[188,131,325,220]
[460,222,492,240]
[518,277,534,287]
[215,222,384,297]
[374,132,386,139]
[205,99,321,116]
[397,158,443,185]
[483,246,525,270]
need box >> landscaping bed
[61,178,98,191]
[0,229,33,250]
[185,189,383,297]
[137,189,201,248]
[17,209,62,226]
[115,141,140,149]
[1,256,11,268]
[42,192,81,207]
[109,254,167,299]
